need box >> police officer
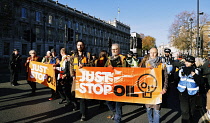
[162,48,174,66]
[9,49,22,86]
[161,48,177,108]
[125,51,134,67]
[133,53,140,67]
[125,52,140,67]
[175,55,201,123]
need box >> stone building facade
[0,0,130,58]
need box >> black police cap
[185,55,195,63]
[164,48,171,53]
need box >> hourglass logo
[137,74,157,98]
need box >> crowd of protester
[8,41,210,123]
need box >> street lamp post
[196,0,204,57]
[197,0,200,57]
[189,18,193,55]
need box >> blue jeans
[106,101,122,123]
[146,108,160,123]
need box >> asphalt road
[0,64,209,123]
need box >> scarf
[147,57,161,68]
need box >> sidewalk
[0,63,26,83]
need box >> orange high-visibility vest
[73,56,88,71]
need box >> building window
[48,29,53,41]
[76,34,79,41]
[101,31,103,37]
[99,39,102,46]
[59,18,63,27]
[37,45,41,56]
[58,30,63,41]
[92,27,95,35]
[4,42,10,55]
[35,11,41,21]
[76,23,79,31]
[86,26,89,34]
[94,38,97,45]
[35,27,41,38]
[94,28,97,35]
[83,25,86,32]
[48,29,52,36]
[22,44,27,55]
[49,15,53,24]
[68,21,72,28]
[21,7,27,18]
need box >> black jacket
[9,53,22,71]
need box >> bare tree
[169,11,196,52]
[169,11,209,55]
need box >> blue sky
[58,0,210,46]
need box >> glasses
[30,53,35,54]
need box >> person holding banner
[41,51,52,64]
[95,50,108,67]
[48,49,60,101]
[95,50,108,108]
[143,47,168,123]
[104,43,126,123]
[25,50,41,96]
[57,48,75,107]
[70,40,92,121]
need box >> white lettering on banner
[79,83,112,95]
[31,63,47,73]
[79,71,113,82]
[30,71,48,81]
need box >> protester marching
[7,42,210,123]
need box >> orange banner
[76,67,163,104]
[27,61,56,90]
